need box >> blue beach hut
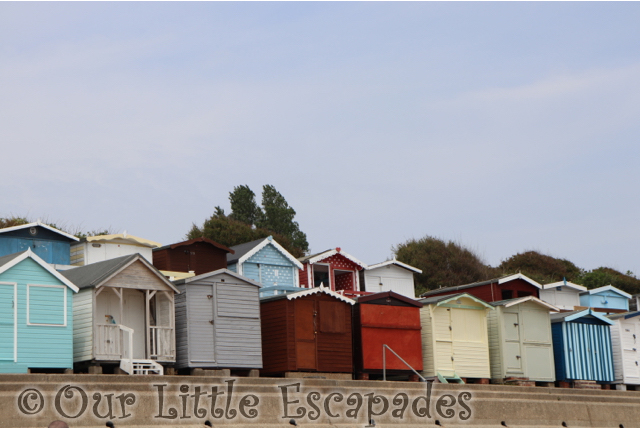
[227,236,303,297]
[0,249,78,373]
[550,308,615,383]
[579,285,631,313]
[0,221,79,265]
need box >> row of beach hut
[0,221,638,390]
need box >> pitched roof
[579,284,632,299]
[542,280,587,291]
[366,259,422,274]
[172,268,261,287]
[420,292,494,309]
[420,273,542,297]
[0,221,79,241]
[226,236,303,268]
[299,248,367,269]
[154,237,233,254]
[550,308,615,325]
[356,290,423,307]
[0,249,78,292]
[61,253,178,293]
[608,311,640,321]
[491,295,559,311]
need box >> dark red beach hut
[353,291,423,379]
[152,237,233,275]
[420,273,541,303]
[260,285,355,376]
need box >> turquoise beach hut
[0,249,78,373]
[579,285,631,313]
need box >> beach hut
[298,248,367,294]
[579,285,631,314]
[0,249,78,373]
[608,311,640,388]
[488,296,558,383]
[70,232,160,266]
[0,221,79,265]
[260,285,355,376]
[539,280,586,311]
[173,269,263,372]
[360,259,422,299]
[550,309,615,383]
[62,254,179,374]
[153,237,234,276]
[419,293,494,383]
[420,273,541,303]
[353,291,423,379]
[227,236,303,297]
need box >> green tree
[228,185,262,226]
[257,185,309,253]
[393,236,494,296]
[498,251,583,285]
[580,267,640,295]
[0,216,29,229]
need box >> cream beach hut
[419,293,493,383]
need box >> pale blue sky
[1,2,639,275]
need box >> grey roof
[419,293,469,305]
[61,254,140,289]
[608,311,640,320]
[420,275,515,298]
[0,251,27,269]
[226,238,266,264]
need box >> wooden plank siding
[174,284,189,368]
[242,244,297,288]
[72,288,93,362]
[424,278,539,303]
[103,260,173,291]
[153,241,228,275]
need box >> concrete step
[1,374,640,427]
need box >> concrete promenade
[1,374,639,428]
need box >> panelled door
[621,321,639,380]
[295,299,317,370]
[0,283,16,362]
[504,312,523,373]
[434,307,454,375]
[189,284,216,363]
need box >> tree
[257,185,309,253]
[0,216,29,229]
[393,236,494,296]
[580,267,640,295]
[228,185,262,226]
[498,251,583,285]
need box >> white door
[122,289,146,359]
[622,321,639,381]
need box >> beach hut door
[122,289,146,359]
[189,284,216,363]
[435,308,455,374]
[622,321,639,379]
[295,299,317,370]
[504,312,523,372]
[0,283,16,362]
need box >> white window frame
[0,281,18,362]
[26,284,67,327]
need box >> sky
[1,2,639,275]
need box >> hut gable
[298,248,367,293]
[227,237,302,296]
[0,249,77,373]
[539,280,586,311]
[420,273,542,303]
[153,237,233,276]
[487,296,558,382]
[361,259,422,299]
[579,285,631,313]
[0,221,78,265]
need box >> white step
[119,359,163,375]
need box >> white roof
[286,284,355,305]
[366,258,422,274]
[85,233,161,248]
[500,295,560,312]
[543,280,587,292]
[498,273,542,289]
[0,248,79,292]
[178,268,262,288]
[305,249,367,269]
[580,285,632,299]
[0,221,79,241]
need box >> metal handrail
[382,344,427,382]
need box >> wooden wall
[153,242,228,275]
[425,278,539,303]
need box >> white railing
[95,324,121,358]
[382,344,427,382]
[149,326,174,359]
